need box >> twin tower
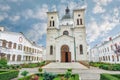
[46,7,88,63]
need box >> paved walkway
[42,62,88,70]
[12,62,120,80]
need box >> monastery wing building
[46,7,88,63]
[0,27,43,65]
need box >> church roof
[61,7,72,20]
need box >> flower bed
[19,70,79,80]
[0,70,19,80]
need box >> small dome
[61,6,72,20]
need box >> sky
[0,0,120,48]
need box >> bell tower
[73,9,85,27]
[47,12,59,28]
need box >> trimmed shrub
[43,72,57,80]
[100,74,119,80]
[0,58,7,66]
[64,71,72,80]
[67,68,72,72]
[21,70,29,77]
[0,70,19,80]
[38,68,43,72]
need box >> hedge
[18,75,31,80]
[0,70,19,80]
[90,62,120,71]
[74,74,79,80]
[112,74,120,79]
[100,74,120,80]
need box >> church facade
[46,7,88,62]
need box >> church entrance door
[61,45,71,62]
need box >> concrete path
[42,62,88,70]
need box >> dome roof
[61,7,72,20]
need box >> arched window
[112,55,114,61]
[2,40,7,48]
[8,41,12,48]
[63,31,69,35]
[77,19,79,25]
[80,45,83,54]
[50,45,53,55]
[80,18,83,25]
[13,43,16,49]
[53,21,55,26]
[50,21,51,27]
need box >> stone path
[42,62,88,70]
[12,62,120,80]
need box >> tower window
[53,21,55,26]
[80,19,83,25]
[50,21,51,27]
[78,14,80,17]
[80,45,83,54]
[63,31,69,35]
[50,45,53,55]
[77,19,79,25]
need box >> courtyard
[12,62,120,80]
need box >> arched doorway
[61,45,71,62]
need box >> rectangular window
[8,42,12,48]
[80,19,83,25]
[50,45,53,55]
[2,40,6,48]
[50,21,51,27]
[13,43,16,49]
[77,19,79,25]
[80,45,83,54]
[53,21,54,27]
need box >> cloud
[51,5,57,11]
[0,13,8,22]
[23,4,48,21]
[93,3,105,14]
[87,19,117,43]
[8,0,24,2]
[9,15,20,22]
[93,0,112,6]
[93,0,112,14]
[0,5,11,11]
[101,7,120,24]
[26,22,47,43]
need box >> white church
[46,7,88,63]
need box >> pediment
[55,35,74,41]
